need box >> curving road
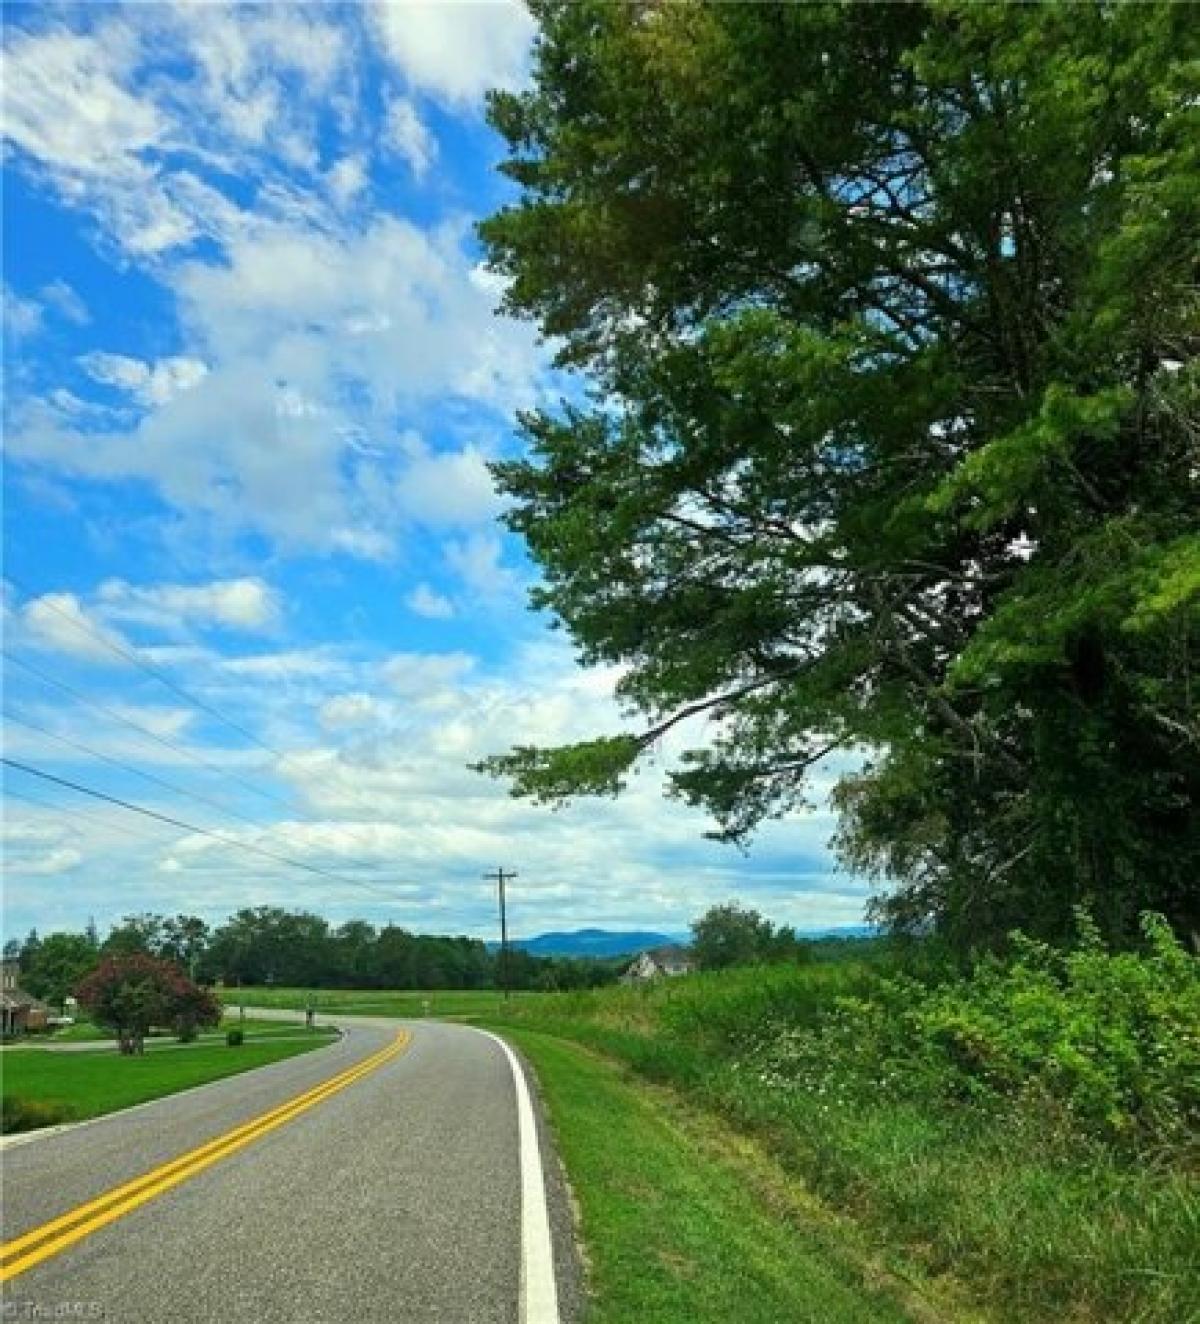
[0,1017,578,1323]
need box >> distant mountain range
[494,929,682,958]
[495,924,878,958]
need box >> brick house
[1,956,50,1035]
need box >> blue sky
[2,1,872,943]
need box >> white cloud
[319,693,379,730]
[382,93,436,176]
[221,648,344,681]
[79,352,209,407]
[444,532,521,599]
[372,0,535,107]
[97,577,283,634]
[379,651,475,696]
[406,583,455,619]
[103,704,194,741]
[8,215,543,554]
[4,286,43,340]
[40,279,89,325]
[21,592,131,664]
[395,443,501,528]
[4,846,84,877]
[2,25,162,176]
[327,153,369,206]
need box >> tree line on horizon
[7,900,838,1010]
[5,908,625,1007]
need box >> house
[0,957,50,1035]
[619,945,695,984]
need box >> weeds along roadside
[483,922,1199,1324]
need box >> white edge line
[473,1028,561,1324]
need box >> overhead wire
[5,573,284,759]
[2,709,274,837]
[1,757,404,901]
[2,649,290,812]
[3,782,187,850]
[1,655,389,874]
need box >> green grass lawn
[26,1017,319,1048]
[1,1031,338,1132]
[220,986,526,1019]
[487,1025,945,1324]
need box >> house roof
[0,987,52,1012]
[646,945,692,964]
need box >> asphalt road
[1,1016,579,1324]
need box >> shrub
[226,1027,244,1047]
[742,912,1199,1152]
[2,1096,75,1134]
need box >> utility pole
[482,866,518,999]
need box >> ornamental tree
[75,955,220,1054]
[478,1,1199,949]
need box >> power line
[6,574,285,760]
[1,757,402,901]
[2,709,273,837]
[1,649,288,811]
[2,652,389,875]
[3,783,185,850]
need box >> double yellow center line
[0,1029,410,1283]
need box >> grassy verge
[488,1025,944,1324]
[481,964,1198,1324]
[14,1017,325,1049]
[1,1031,337,1132]
[220,986,524,1019]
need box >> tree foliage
[75,955,220,1054]
[20,932,96,1006]
[691,902,805,970]
[478,0,1199,948]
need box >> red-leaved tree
[75,954,220,1054]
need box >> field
[218,986,523,1019]
[1,1028,338,1133]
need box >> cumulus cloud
[4,845,84,877]
[444,532,521,600]
[97,577,283,634]
[221,648,343,681]
[21,592,132,664]
[379,650,475,696]
[8,215,542,553]
[372,0,535,106]
[80,352,209,407]
[406,583,455,620]
[3,5,549,558]
[327,153,369,206]
[394,442,501,528]
[319,693,380,730]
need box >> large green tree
[478,1,1198,948]
[21,932,96,1006]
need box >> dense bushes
[491,918,1198,1321]
[743,913,1198,1152]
